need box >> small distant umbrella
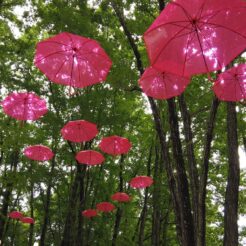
[111,192,131,203]
[20,217,35,224]
[34,32,112,89]
[8,211,23,219]
[99,136,131,156]
[1,92,47,121]
[96,202,116,213]
[139,66,190,99]
[130,176,153,189]
[24,145,54,161]
[76,150,105,165]
[82,209,98,218]
[213,64,246,102]
[61,120,98,143]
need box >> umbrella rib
[53,58,68,80]
[40,40,70,48]
[152,23,191,66]
[35,50,67,64]
[238,78,246,99]
[200,21,246,40]
[69,56,75,88]
[170,1,192,22]
[195,31,210,75]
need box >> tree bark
[223,102,240,246]
[167,98,195,246]
[198,97,220,246]
[39,154,57,246]
[28,162,34,246]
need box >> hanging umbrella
[139,66,190,99]
[20,217,35,224]
[99,135,131,156]
[111,192,131,203]
[76,150,105,165]
[61,120,98,143]
[82,209,98,218]
[96,202,116,213]
[213,64,246,102]
[130,176,153,189]
[144,0,246,77]
[24,145,54,161]
[1,92,47,121]
[8,211,23,219]
[34,32,112,88]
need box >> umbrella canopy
[24,145,54,161]
[82,209,98,218]
[8,211,23,219]
[213,64,246,102]
[99,135,131,155]
[144,0,246,77]
[1,92,47,121]
[111,192,131,203]
[130,176,153,189]
[139,66,190,99]
[20,217,35,224]
[61,120,98,143]
[76,150,105,165]
[96,202,116,213]
[34,32,112,88]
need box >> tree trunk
[223,102,240,246]
[39,156,56,246]
[28,162,34,246]
[198,97,219,246]
[167,98,195,246]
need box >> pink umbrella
[130,176,153,189]
[96,202,116,213]
[144,0,246,77]
[1,92,47,121]
[34,32,112,88]
[139,66,190,99]
[24,145,54,161]
[61,120,98,143]
[99,136,131,156]
[8,211,23,219]
[76,150,105,165]
[213,64,246,102]
[111,192,131,203]
[20,217,35,224]
[82,209,98,218]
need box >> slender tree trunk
[223,102,240,246]
[178,94,199,242]
[151,145,161,246]
[167,98,195,246]
[39,156,56,246]
[139,146,152,246]
[28,162,34,246]
[0,151,19,244]
[198,97,220,246]
[112,155,125,246]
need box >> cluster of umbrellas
[2,0,245,229]
[1,32,154,223]
[140,0,246,101]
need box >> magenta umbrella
[20,217,35,224]
[213,64,246,102]
[130,176,153,189]
[139,66,190,99]
[82,209,98,218]
[76,150,105,165]
[34,32,112,88]
[1,92,47,121]
[144,0,246,77]
[111,192,131,203]
[99,135,132,156]
[61,120,98,143]
[24,145,54,161]
[96,202,116,213]
[8,211,23,219]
